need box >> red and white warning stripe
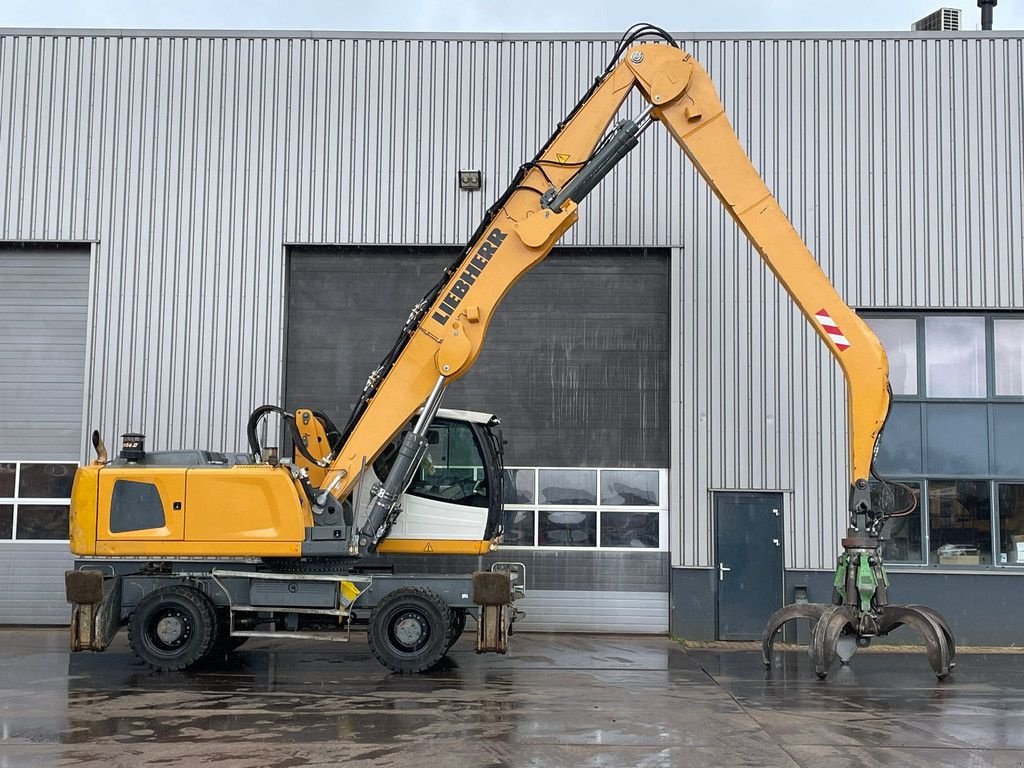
[814,309,850,351]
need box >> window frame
[866,312,1024,406]
[992,317,1024,398]
[863,316,920,396]
[861,311,1024,570]
[995,481,1024,566]
[0,460,77,543]
[500,466,669,552]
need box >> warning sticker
[424,542,434,552]
[556,153,571,163]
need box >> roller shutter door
[0,243,90,625]
[286,246,669,632]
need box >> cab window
[374,421,489,507]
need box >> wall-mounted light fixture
[458,169,482,191]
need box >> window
[0,463,14,497]
[863,312,1024,569]
[924,316,986,397]
[992,405,1024,476]
[994,319,1024,396]
[600,469,660,506]
[0,505,12,539]
[865,318,918,395]
[538,469,597,505]
[997,484,1024,565]
[503,468,535,504]
[502,509,535,546]
[928,480,991,566]
[0,461,77,541]
[19,463,75,498]
[874,404,923,475]
[869,480,922,564]
[501,467,667,550]
[600,511,659,548]
[374,422,488,507]
[538,510,596,546]
[924,404,988,475]
[17,504,71,540]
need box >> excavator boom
[323,31,890,547]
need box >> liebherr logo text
[431,228,507,326]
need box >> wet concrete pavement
[2,629,1024,767]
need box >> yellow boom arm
[321,37,890,538]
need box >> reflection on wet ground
[2,629,1024,767]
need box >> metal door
[714,492,784,641]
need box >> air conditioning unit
[912,7,962,30]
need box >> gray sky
[1,0,1021,33]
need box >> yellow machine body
[71,462,311,557]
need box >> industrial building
[0,26,1021,644]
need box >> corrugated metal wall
[0,30,1021,571]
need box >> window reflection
[600,470,659,506]
[538,470,597,505]
[0,464,14,498]
[866,318,918,395]
[869,480,922,563]
[538,510,596,546]
[924,404,988,475]
[925,316,986,398]
[503,469,535,504]
[18,463,76,499]
[15,504,69,540]
[374,421,488,507]
[600,511,658,548]
[994,319,1024,396]
[997,484,1024,565]
[0,505,12,539]
[502,509,535,546]
[498,468,665,550]
[928,480,991,565]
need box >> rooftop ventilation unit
[911,7,962,30]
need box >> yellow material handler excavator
[65,24,954,677]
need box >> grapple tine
[905,603,956,667]
[761,603,827,668]
[878,605,952,679]
[810,605,858,680]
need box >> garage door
[286,246,670,632]
[0,243,91,624]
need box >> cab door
[372,418,494,547]
[96,468,187,541]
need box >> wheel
[446,608,468,651]
[128,585,217,671]
[367,588,452,673]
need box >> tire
[367,588,452,673]
[128,585,218,672]
[446,608,468,651]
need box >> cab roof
[435,407,497,425]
